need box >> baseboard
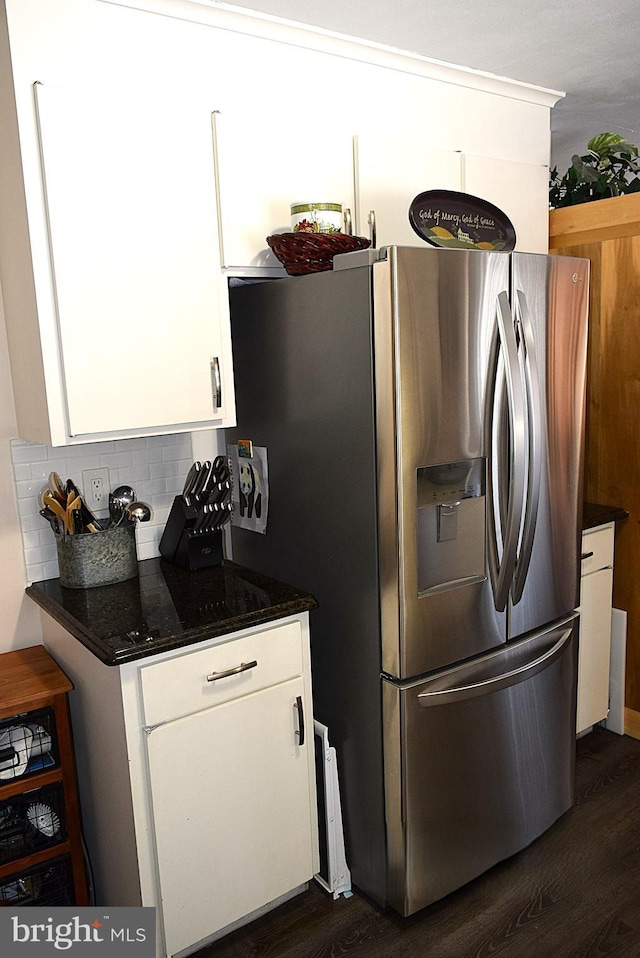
[624,708,640,740]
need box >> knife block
[159,497,224,570]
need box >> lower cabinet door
[577,566,614,733]
[145,677,315,956]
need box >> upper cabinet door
[462,154,550,254]
[213,110,354,273]
[34,84,235,437]
[354,134,463,248]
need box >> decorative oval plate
[408,190,516,251]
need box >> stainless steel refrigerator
[227,245,589,916]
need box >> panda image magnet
[228,443,269,534]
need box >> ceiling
[222,0,640,173]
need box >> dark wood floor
[201,727,640,958]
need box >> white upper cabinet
[214,111,354,274]
[34,84,233,437]
[0,0,236,446]
[354,134,463,247]
[463,154,550,254]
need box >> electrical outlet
[82,467,110,512]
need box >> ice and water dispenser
[416,458,486,595]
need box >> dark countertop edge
[583,501,629,531]
[26,577,318,668]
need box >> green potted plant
[549,132,640,208]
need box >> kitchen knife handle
[210,356,222,409]
[294,695,305,746]
[206,660,257,682]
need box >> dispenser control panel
[417,458,485,506]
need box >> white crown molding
[98,0,564,107]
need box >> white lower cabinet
[148,676,314,956]
[577,524,615,734]
[41,613,318,958]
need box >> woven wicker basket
[267,232,371,275]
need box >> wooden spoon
[49,471,67,504]
[42,493,70,535]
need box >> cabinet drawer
[581,525,614,575]
[140,621,303,726]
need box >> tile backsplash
[11,433,193,583]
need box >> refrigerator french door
[228,245,589,914]
[376,247,587,680]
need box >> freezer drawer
[383,618,577,916]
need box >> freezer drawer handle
[416,627,572,707]
[294,695,305,746]
[581,551,594,561]
[206,659,257,682]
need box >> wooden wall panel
[551,210,640,711]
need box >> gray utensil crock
[56,524,138,588]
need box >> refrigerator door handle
[416,626,573,706]
[486,292,527,612]
[512,289,543,604]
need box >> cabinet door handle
[581,551,594,561]
[206,660,257,682]
[294,695,305,746]
[210,357,222,409]
[368,210,377,248]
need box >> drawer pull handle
[206,660,257,682]
[294,695,305,746]
[581,551,594,561]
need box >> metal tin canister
[291,202,342,234]
[55,524,138,588]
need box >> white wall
[0,289,44,652]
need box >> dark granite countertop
[26,558,318,667]
[583,501,628,530]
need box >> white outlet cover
[81,467,110,511]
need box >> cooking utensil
[112,485,136,508]
[125,501,152,524]
[108,494,125,529]
[48,471,66,504]
[192,461,212,501]
[193,503,214,534]
[108,486,137,527]
[66,478,81,501]
[212,455,230,483]
[66,494,82,534]
[182,461,201,499]
[39,507,63,536]
[42,493,71,535]
[78,497,103,532]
